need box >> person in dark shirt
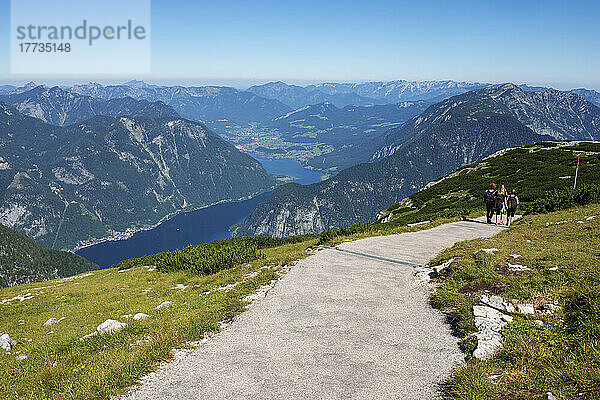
[483,183,497,224]
[507,189,519,226]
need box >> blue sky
[1,0,599,90]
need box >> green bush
[113,233,317,275]
[524,184,600,214]
[317,222,373,245]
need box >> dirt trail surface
[119,218,508,400]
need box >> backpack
[484,190,495,207]
[494,192,505,209]
[508,195,518,210]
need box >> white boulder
[133,313,151,321]
[156,301,172,310]
[508,263,531,272]
[43,317,65,326]
[96,319,127,335]
[0,334,17,351]
[517,304,535,315]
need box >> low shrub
[524,184,600,214]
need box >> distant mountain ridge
[0,86,179,126]
[247,81,388,108]
[70,81,291,125]
[0,103,276,249]
[374,83,600,160]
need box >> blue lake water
[252,156,324,185]
[76,156,324,267]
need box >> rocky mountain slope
[374,84,600,161]
[239,84,563,237]
[0,86,179,126]
[0,103,276,249]
[70,81,291,125]
[489,84,600,140]
[0,223,96,288]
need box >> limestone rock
[133,313,151,321]
[156,301,172,310]
[0,334,16,351]
[508,263,531,272]
[96,319,127,335]
[43,317,65,326]
[474,248,499,255]
[472,298,516,360]
[517,304,535,314]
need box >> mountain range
[69,81,291,125]
[0,102,276,249]
[0,86,179,126]
[238,83,600,236]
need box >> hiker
[484,183,497,224]
[507,189,519,226]
[495,185,508,225]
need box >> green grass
[0,212,450,400]
[380,142,600,226]
[429,204,600,399]
[0,239,315,399]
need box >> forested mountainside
[0,103,276,249]
[0,223,97,288]
[239,84,559,237]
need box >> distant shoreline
[72,188,275,252]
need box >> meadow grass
[429,204,600,400]
[0,240,316,399]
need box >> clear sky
[0,0,599,90]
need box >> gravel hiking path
[119,217,508,400]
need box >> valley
[2,2,600,398]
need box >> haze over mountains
[239,83,600,236]
[69,80,291,125]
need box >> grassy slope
[430,204,600,400]
[379,142,600,225]
[0,219,447,400]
